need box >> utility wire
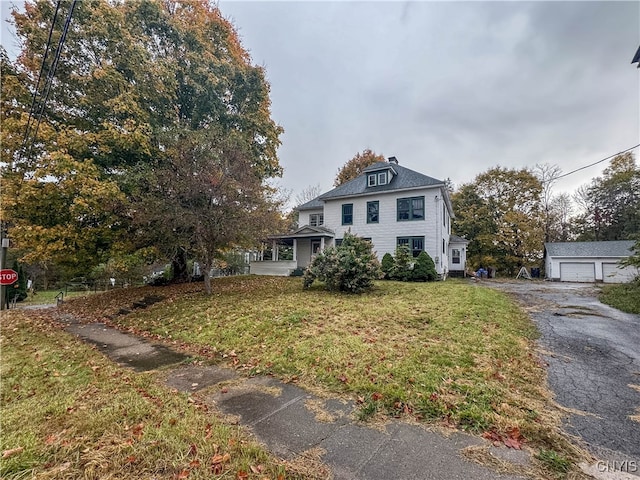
[547,143,640,183]
[24,0,77,165]
[19,0,62,162]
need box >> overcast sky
[2,1,639,207]
[218,1,640,204]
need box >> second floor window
[367,201,379,223]
[310,213,323,226]
[397,196,425,221]
[342,203,353,225]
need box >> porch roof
[269,225,335,240]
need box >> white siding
[298,209,323,227]
[322,187,451,274]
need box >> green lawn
[0,310,302,479]
[61,276,582,465]
[599,280,640,314]
[17,289,99,306]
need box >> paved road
[487,280,640,477]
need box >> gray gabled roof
[449,235,469,244]
[269,225,334,240]
[296,197,324,211]
[545,240,635,258]
[318,162,444,201]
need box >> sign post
[0,238,10,310]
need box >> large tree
[334,149,385,186]
[452,167,544,276]
[2,0,284,286]
[573,153,640,241]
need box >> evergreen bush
[381,253,394,279]
[390,245,413,282]
[303,232,382,293]
[412,251,438,281]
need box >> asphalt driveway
[487,280,640,476]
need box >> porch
[249,225,335,276]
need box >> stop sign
[0,269,18,285]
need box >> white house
[250,157,467,277]
[544,240,638,283]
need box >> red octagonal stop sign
[0,269,18,285]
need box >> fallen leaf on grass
[2,447,24,458]
[176,469,190,479]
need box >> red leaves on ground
[131,423,144,439]
[211,452,231,474]
[338,375,348,383]
[372,392,383,401]
[482,427,525,449]
[176,469,190,479]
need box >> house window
[442,239,445,254]
[367,201,379,224]
[335,239,343,247]
[397,236,425,257]
[452,249,461,264]
[367,174,377,187]
[310,213,323,227]
[443,204,446,226]
[397,196,424,221]
[378,172,387,185]
[342,203,353,225]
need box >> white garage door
[560,262,595,282]
[602,263,639,283]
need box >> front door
[311,240,321,260]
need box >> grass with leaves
[60,275,585,471]
[0,310,303,480]
[599,279,640,314]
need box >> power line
[19,0,62,162]
[548,143,640,182]
[22,0,77,165]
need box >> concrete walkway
[58,313,532,479]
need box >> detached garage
[545,240,638,283]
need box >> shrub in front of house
[412,251,438,282]
[381,253,394,279]
[303,232,382,293]
[389,245,413,282]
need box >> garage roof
[545,240,635,258]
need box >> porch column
[320,237,325,251]
[272,240,278,261]
[293,239,298,262]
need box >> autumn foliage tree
[452,167,544,276]
[573,153,640,241]
[2,0,284,289]
[334,149,385,186]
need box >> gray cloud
[221,1,639,203]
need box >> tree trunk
[203,262,212,295]
[171,248,189,283]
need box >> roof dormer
[364,158,397,188]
